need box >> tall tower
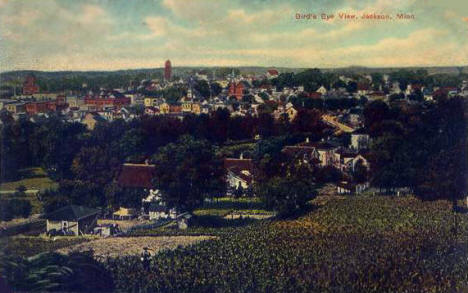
[164,60,172,81]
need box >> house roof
[307,92,322,99]
[117,163,156,189]
[224,158,253,173]
[267,69,279,76]
[337,181,355,190]
[228,167,253,184]
[85,112,107,122]
[46,205,100,221]
[282,145,318,158]
[113,207,137,216]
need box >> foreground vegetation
[108,196,468,292]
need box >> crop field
[107,196,468,292]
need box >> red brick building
[23,75,40,95]
[228,82,245,101]
[84,97,130,110]
[25,101,66,115]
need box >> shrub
[0,199,31,221]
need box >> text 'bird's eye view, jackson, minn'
[0,0,467,292]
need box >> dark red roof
[442,86,458,91]
[357,83,370,91]
[267,69,279,76]
[117,163,155,189]
[224,158,253,173]
[307,92,322,99]
[282,145,316,156]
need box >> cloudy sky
[0,0,467,71]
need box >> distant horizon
[1,0,467,72]
[2,64,468,75]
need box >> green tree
[194,80,210,99]
[255,176,316,217]
[210,82,222,97]
[152,136,225,212]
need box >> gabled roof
[46,205,100,221]
[227,167,253,184]
[84,112,107,123]
[117,163,156,189]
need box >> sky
[0,0,467,71]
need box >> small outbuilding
[45,205,100,236]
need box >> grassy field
[0,167,57,214]
[131,197,273,237]
[0,167,58,192]
[109,196,468,292]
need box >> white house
[316,86,328,95]
[350,129,370,151]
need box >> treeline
[272,68,467,92]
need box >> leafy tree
[41,180,105,213]
[103,183,146,209]
[363,100,391,131]
[316,166,343,184]
[332,80,347,89]
[346,81,358,93]
[210,82,222,97]
[194,80,210,99]
[152,136,225,212]
[291,109,324,137]
[353,159,368,183]
[71,147,120,186]
[256,176,316,217]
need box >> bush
[0,251,114,292]
[0,199,31,221]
